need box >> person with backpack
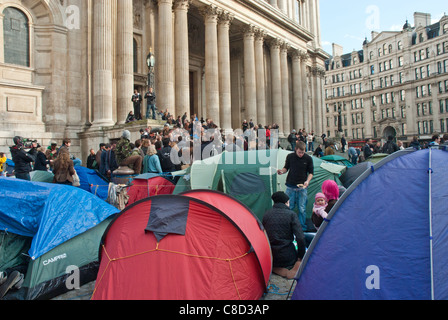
[115,130,143,174]
[382,135,399,154]
[157,137,175,173]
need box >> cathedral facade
[0,0,327,159]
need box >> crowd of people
[346,133,448,165]
[5,137,82,184]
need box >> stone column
[312,67,325,134]
[92,0,114,127]
[255,29,267,126]
[218,11,233,131]
[174,0,190,118]
[202,5,220,125]
[301,53,309,130]
[0,13,4,63]
[158,0,175,116]
[278,0,287,14]
[116,0,134,124]
[243,25,257,124]
[269,38,283,134]
[280,42,290,134]
[291,49,304,131]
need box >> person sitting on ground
[262,191,306,280]
[313,144,324,158]
[126,111,136,123]
[311,192,328,230]
[115,130,143,174]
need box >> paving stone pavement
[52,273,296,301]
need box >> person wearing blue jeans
[144,88,156,120]
[278,141,314,232]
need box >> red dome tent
[126,175,176,206]
[92,190,272,300]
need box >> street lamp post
[147,48,155,89]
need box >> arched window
[3,7,30,67]
[443,23,448,34]
[388,44,393,54]
[397,41,403,50]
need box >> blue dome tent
[291,148,448,300]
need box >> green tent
[30,171,54,183]
[173,150,345,224]
[368,153,389,164]
[0,232,32,272]
[2,217,113,300]
[321,155,354,168]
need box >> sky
[319,0,447,55]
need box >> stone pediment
[370,31,400,44]
[377,117,397,126]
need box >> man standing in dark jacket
[9,136,37,181]
[262,191,306,279]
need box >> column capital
[311,66,326,78]
[156,0,173,5]
[173,0,190,10]
[242,24,256,39]
[281,41,290,52]
[291,48,308,60]
[268,38,284,49]
[218,10,234,25]
[200,4,221,21]
[254,28,267,41]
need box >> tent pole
[429,148,435,300]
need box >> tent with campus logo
[173,149,345,224]
[92,190,272,300]
[291,148,448,300]
[0,178,118,300]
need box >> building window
[3,7,30,67]
[444,23,448,34]
[398,41,403,50]
[133,38,139,73]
